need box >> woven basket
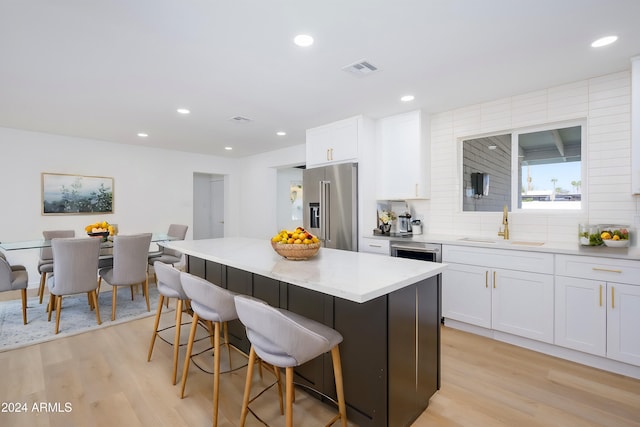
[271,241,320,260]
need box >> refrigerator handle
[324,181,330,242]
[319,181,326,241]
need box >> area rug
[0,286,165,352]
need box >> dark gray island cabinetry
[165,238,445,427]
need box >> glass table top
[0,233,176,251]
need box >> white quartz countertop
[368,233,640,260]
[162,237,447,303]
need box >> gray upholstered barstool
[179,271,238,427]
[147,261,190,385]
[38,229,75,304]
[0,252,28,325]
[234,294,348,427]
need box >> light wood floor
[0,293,639,427]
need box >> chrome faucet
[498,205,509,240]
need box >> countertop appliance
[303,163,358,251]
[390,240,442,263]
[398,213,412,233]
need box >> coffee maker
[398,213,412,233]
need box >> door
[492,268,554,343]
[210,178,224,238]
[554,276,606,356]
[607,282,640,366]
[442,263,491,328]
[325,163,357,251]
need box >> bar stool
[179,272,238,427]
[147,262,190,385]
[234,294,348,427]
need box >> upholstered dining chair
[0,252,28,325]
[38,229,75,304]
[47,237,101,334]
[179,272,238,427]
[98,233,152,321]
[235,294,348,427]
[148,224,188,276]
[147,261,190,385]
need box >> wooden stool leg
[239,346,256,427]
[213,321,221,427]
[180,313,200,398]
[274,365,284,415]
[331,346,348,427]
[172,299,183,385]
[285,366,294,427]
[148,294,165,361]
[21,289,27,325]
[130,285,135,301]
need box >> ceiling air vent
[342,60,379,77]
[229,115,252,123]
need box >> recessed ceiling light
[224,146,233,151]
[294,34,314,47]
[137,132,148,138]
[591,35,618,48]
[177,108,191,114]
[276,131,287,136]
[400,95,415,102]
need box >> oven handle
[391,244,440,254]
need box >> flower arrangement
[379,210,396,225]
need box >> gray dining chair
[0,252,28,325]
[47,237,101,334]
[235,294,348,427]
[148,224,188,275]
[179,271,238,427]
[98,233,153,321]
[147,261,190,385]
[38,230,75,304]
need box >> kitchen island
[162,237,447,427]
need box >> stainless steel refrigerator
[303,163,358,251]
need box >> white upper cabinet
[306,116,361,167]
[376,110,430,199]
[632,55,640,194]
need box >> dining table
[0,233,176,251]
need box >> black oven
[390,241,442,262]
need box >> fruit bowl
[271,241,320,260]
[88,231,110,241]
[603,239,630,248]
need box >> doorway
[193,173,225,239]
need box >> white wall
[0,127,240,285]
[425,70,640,244]
[235,144,306,239]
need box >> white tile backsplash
[421,69,638,246]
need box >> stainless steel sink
[457,237,497,244]
[509,241,545,246]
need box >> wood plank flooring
[0,295,639,427]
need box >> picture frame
[41,172,114,215]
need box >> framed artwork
[41,173,114,215]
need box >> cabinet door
[359,238,389,255]
[554,276,606,356]
[607,282,640,366]
[376,110,428,199]
[492,269,554,343]
[442,263,491,328]
[306,117,359,167]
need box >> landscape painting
[42,173,114,215]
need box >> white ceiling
[1,0,639,158]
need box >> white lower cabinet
[442,245,554,343]
[555,254,640,367]
[359,238,390,255]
